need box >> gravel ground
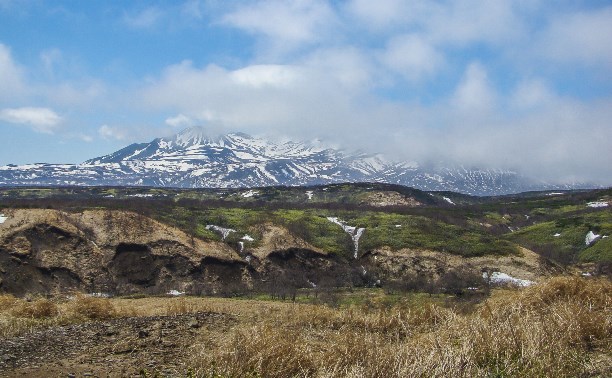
[0,312,235,377]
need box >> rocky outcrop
[249,224,326,259]
[0,209,246,296]
[0,209,548,297]
[359,246,547,286]
[359,191,422,207]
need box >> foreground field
[0,276,610,377]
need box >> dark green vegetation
[157,207,517,257]
[509,210,612,263]
[1,183,610,265]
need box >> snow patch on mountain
[483,272,534,287]
[205,225,236,240]
[327,217,365,259]
[587,201,608,208]
[585,231,601,246]
[0,127,599,196]
[443,197,455,205]
[242,190,259,198]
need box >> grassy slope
[1,184,610,262]
[504,192,612,263]
[155,206,518,258]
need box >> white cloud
[511,79,554,110]
[539,6,612,67]
[346,0,433,31]
[426,1,525,46]
[347,0,525,47]
[0,43,25,99]
[77,134,94,142]
[0,42,106,110]
[0,107,62,133]
[302,47,374,89]
[98,125,128,140]
[383,97,612,184]
[222,0,336,53]
[165,113,193,128]
[230,64,300,88]
[451,62,497,113]
[346,0,403,28]
[140,59,373,141]
[123,7,163,28]
[41,80,107,108]
[380,34,444,80]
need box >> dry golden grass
[10,297,59,318]
[0,277,609,377]
[111,295,294,319]
[0,294,124,337]
[1,295,60,338]
[0,294,289,338]
[190,276,612,378]
[65,295,116,320]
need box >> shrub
[0,294,18,312]
[10,297,59,318]
[68,295,116,320]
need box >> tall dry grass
[66,294,116,320]
[0,277,609,377]
[191,276,611,378]
[0,294,119,338]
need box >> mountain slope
[0,127,594,195]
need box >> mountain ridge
[0,127,597,195]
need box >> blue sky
[1,0,611,184]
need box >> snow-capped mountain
[0,127,593,195]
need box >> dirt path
[0,312,235,377]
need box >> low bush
[67,295,116,320]
[8,297,59,319]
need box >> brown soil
[0,312,235,377]
[364,246,547,282]
[249,223,325,259]
[360,191,421,207]
[0,209,552,298]
[0,209,246,296]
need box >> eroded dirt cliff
[0,209,549,296]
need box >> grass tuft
[67,295,116,320]
[9,297,59,319]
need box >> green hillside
[1,184,610,265]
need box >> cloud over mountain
[0,1,611,185]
